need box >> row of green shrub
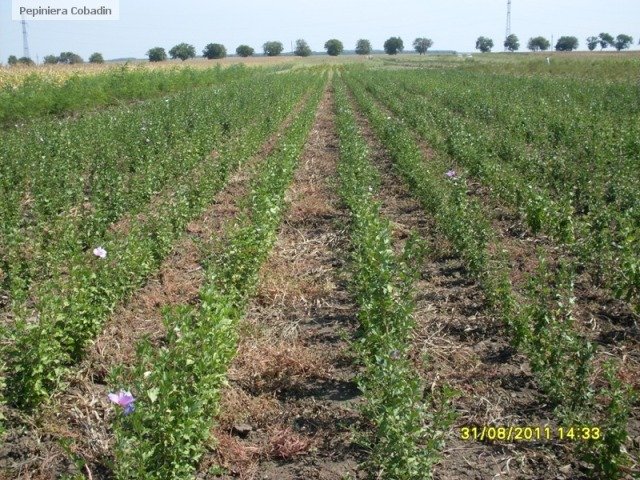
[345,72,636,478]
[334,78,456,479]
[2,73,316,412]
[1,73,300,314]
[353,68,640,312]
[110,76,325,479]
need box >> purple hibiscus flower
[108,390,135,415]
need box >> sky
[1,0,639,61]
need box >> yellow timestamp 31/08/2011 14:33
[459,426,602,442]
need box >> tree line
[143,37,435,62]
[7,51,104,66]
[476,32,635,53]
[5,32,637,66]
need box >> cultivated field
[0,53,638,479]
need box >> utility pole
[505,0,512,51]
[21,15,31,60]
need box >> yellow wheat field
[0,62,205,89]
[0,54,374,89]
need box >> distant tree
[263,41,284,56]
[43,54,59,64]
[294,39,312,57]
[527,36,550,51]
[169,43,196,61]
[614,34,633,51]
[147,47,167,62]
[18,57,35,66]
[89,52,104,63]
[355,39,372,55]
[413,37,433,54]
[475,36,494,53]
[236,45,254,57]
[58,51,84,64]
[598,32,614,50]
[203,43,227,59]
[7,55,18,66]
[324,39,344,56]
[383,37,404,55]
[555,36,579,52]
[586,36,599,51]
[504,34,520,52]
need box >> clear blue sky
[1,0,638,61]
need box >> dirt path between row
[346,89,580,479]
[198,87,365,479]
[0,95,311,480]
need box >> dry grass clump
[231,340,332,394]
[268,426,314,459]
[217,387,281,430]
